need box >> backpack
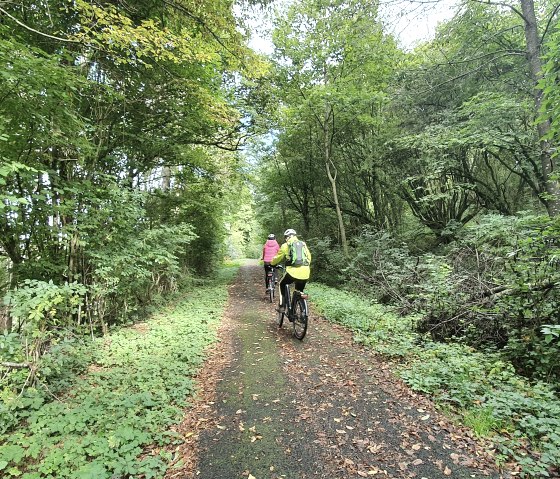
[288,240,310,266]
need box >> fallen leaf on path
[368,443,383,453]
[444,466,452,475]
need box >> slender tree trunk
[162,165,171,191]
[323,106,348,256]
[325,158,348,255]
[520,0,560,216]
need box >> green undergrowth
[0,263,239,479]
[307,283,560,478]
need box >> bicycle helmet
[267,233,275,239]
[284,228,297,238]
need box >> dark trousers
[264,262,274,287]
[279,271,307,308]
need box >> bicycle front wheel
[292,298,308,340]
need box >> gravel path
[166,262,512,479]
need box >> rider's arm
[271,244,287,266]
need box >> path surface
[166,262,511,479]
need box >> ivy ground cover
[0,267,238,479]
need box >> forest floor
[164,261,514,479]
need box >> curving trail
[166,261,511,479]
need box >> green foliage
[540,25,560,150]
[334,214,560,383]
[5,280,86,331]
[345,229,421,307]
[0,270,235,478]
[462,407,499,438]
[304,238,349,286]
[0,0,258,343]
[256,0,402,242]
[308,283,420,358]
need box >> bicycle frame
[266,266,277,289]
[277,282,309,340]
[266,266,278,303]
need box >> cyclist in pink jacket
[261,233,280,289]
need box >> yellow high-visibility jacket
[271,235,311,280]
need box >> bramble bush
[318,214,560,384]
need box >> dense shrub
[305,237,349,286]
[333,215,560,383]
[417,214,560,382]
[345,228,421,307]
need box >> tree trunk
[162,165,171,191]
[325,158,348,256]
[520,0,560,216]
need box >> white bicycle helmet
[284,228,297,238]
[267,233,275,239]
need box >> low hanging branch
[1,361,31,370]
[0,7,79,43]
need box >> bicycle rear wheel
[267,280,274,303]
[292,297,308,340]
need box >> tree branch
[0,7,79,43]
[1,361,30,369]
[467,0,526,23]
[541,3,560,44]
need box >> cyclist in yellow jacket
[271,228,311,314]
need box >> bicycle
[276,281,309,340]
[265,265,278,303]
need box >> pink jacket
[261,239,280,263]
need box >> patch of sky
[236,0,459,54]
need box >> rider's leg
[278,273,294,311]
[264,263,272,288]
[294,279,307,292]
